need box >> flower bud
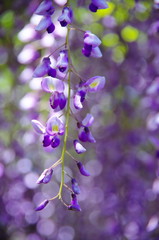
[71,178,80,194]
[36,168,53,184]
[77,161,90,176]
[35,199,49,211]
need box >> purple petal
[35,0,53,15]
[36,168,53,184]
[68,204,81,211]
[82,113,94,127]
[90,46,102,58]
[35,16,52,31]
[31,120,46,134]
[84,76,106,92]
[50,91,59,109]
[58,7,73,27]
[35,199,49,211]
[74,92,83,110]
[48,67,56,77]
[56,50,68,73]
[89,3,98,12]
[71,178,81,194]
[41,77,64,93]
[51,136,60,148]
[43,134,52,147]
[92,0,109,9]
[59,92,67,110]
[84,31,101,47]
[33,57,51,78]
[73,139,86,154]
[78,127,89,142]
[46,116,65,136]
[77,161,90,176]
[47,22,55,33]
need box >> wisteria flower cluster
[31,0,108,212]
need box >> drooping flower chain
[31,0,108,212]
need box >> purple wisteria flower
[78,113,96,143]
[74,76,106,110]
[58,7,73,27]
[31,116,65,148]
[35,0,55,33]
[56,50,68,73]
[41,77,66,110]
[35,199,49,211]
[36,168,53,184]
[33,57,56,78]
[71,178,81,194]
[77,161,90,176]
[89,0,109,12]
[73,140,86,154]
[68,194,81,211]
[82,31,102,58]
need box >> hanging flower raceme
[31,116,65,149]
[89,0,109,12]
[41,77,66,110]
[33,57,56,78]
[58,7,73,27]
[35,0,55,33]
[78,113,96,143]
[56,50,68,73]
[74,76,106,110]
[82,31,102,58]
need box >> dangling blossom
[68,194,81,211]
[58,7,73,27]
[77,161,90,176]
[31,116,65,148]
[74,76,106,110]
[73,140,86,154]
[78,113,96,143]
[82,31,102,58]
[41,77,66,110]
[34,0,55,33]
[35,199,49,211]
[71,178,81,194]
[89,0,109,12]
[33,57,56,78]
[36,168,53,184]
[56,50,68,73]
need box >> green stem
[59,26,71,199]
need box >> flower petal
[31,120,46,134]
[74,92,83,110]
[46,116,65,136]
[84,76,106,92]
[41,77,64,93]
[77,161,90,176]
[73,139,86,154]
[35,199,49,211]
[84,31,101,47]
[36,168,53,184]
[82,113,94,127]
[90,46,102,58]
[51,136,60,148]
[33,57,51,78]
[71,178,80,194]
[35,0,53,15]
[35,16,52,31]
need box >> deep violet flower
[58,7,73,27]
[31,116,64,148]
[77,161,90,176]
[50,91,66,110]
[71,178,81,194]
[82,31,102,58]
[68,194,81,211]
[35,199,49,211]
[33,57,56,78]
[73,139,86,154]
[89,0,109,12]
[78,114,96,143]
[36,168,53,184]
[56,50,68,73]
